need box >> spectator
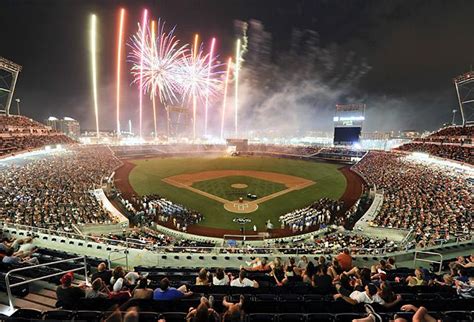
[334,283,401,308]
[2,248,39,265]
[56,272,85,309]
[91,262,112,286]
[312,264,334,294]
[230,270,259,288]
[222,295,245,322]
[336,248,353,271]
[132,277,153,299]
[185,296,219,322]
[195,268,210,286]
[85,278,110,299]
[212,268,229,286]
[153,277,193,300]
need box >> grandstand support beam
[0,57,22,117]
[453,72,474,126]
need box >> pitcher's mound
[231,183,248,189]
[224,201,258,213]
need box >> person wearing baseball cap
[56,272,85,309]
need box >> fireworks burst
[129,19,187,104]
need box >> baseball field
[123,156,348,230]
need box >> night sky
[1,0,474,134]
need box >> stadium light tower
[0,57,22,116]
[453,72,474,125]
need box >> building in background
[45,116,80,138]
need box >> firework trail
[234,38,241,136]
[116,8,125,136]
[90,14,99,138]
[220,57,232,140]
[138,9,148,138]
[178,35,221,139]
[204,37,216,136]
[150,20,157,138]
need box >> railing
[2,222,472,258]
[4,256,88,315]
[108,249,129,270]
[413,251,443,274]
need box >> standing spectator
[336,248,353,271]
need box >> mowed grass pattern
[191,175,288,201]
[128,156,347,230]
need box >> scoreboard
[333,104,365,145]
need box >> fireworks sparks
[90,14,99,138]
[92,9,228,139]
[129,20,187,104]
[116,8,125,136]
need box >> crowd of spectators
[397,142,473,164]
[273,232,400,255]
[0,146,122,232]
[118,193,204,232]
[428,125,474,137]
[247,144,322,155]
[279,198,344,232]
[353,152,473,246]
[49,249,474,321]
[0,115,75,157]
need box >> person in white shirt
[334,283,401,308]
[230,270,259,288]
[213,268,230,286]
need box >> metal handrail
[413,251,443,274]
[108,248,129,270]
[4,255,88,314]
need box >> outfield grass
[191,175,287,201]
[128,156,347,230]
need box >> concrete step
[23,293,56,308]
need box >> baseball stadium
[0,1,473,322]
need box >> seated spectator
[2,248,39,265]
[222,295,245,322]
[406,268,426,287]
[301,261,316,284]
[110,266,139,292]
[85,278,110,299]
[242,257,270,272]
[0,238,12,254]
[230,270,259,288]
[295,255,309,275]
[394,304,442,322]
[336,248,353,271]
[91,262,112,286]
[212,268,230,286]
[312,264,334,294]
[334,283,401,308]
[195,268,210,286]
[153,277,193,300]
[132,277,153,299]
[185,296,219,322]
[328,259,344,279]
[56,272,85,309]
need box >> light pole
[452,109,457,125]
[15,98,20,115]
